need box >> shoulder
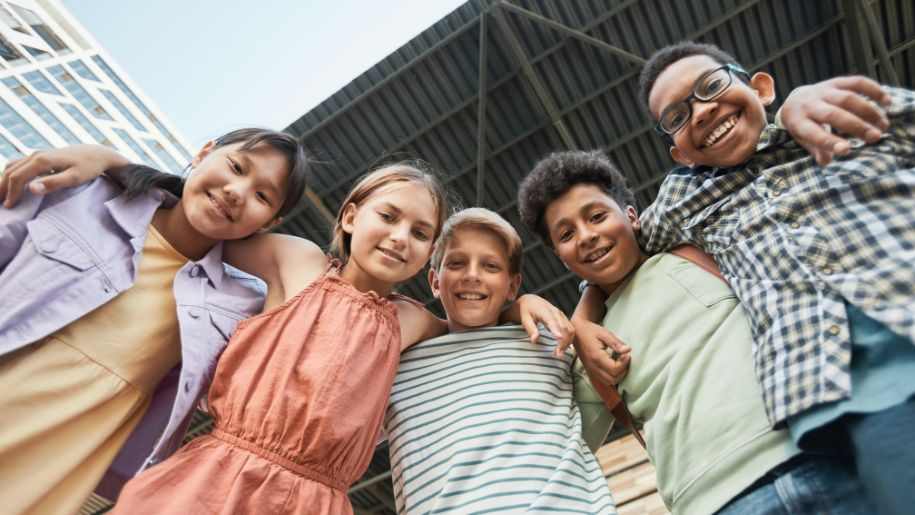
[625,253,735,309]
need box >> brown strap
[670,245,726,283]
[590,374,646,449]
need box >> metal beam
[476,7,490,206]
[315,0,647,198]
[490,5,577,149]
[842,0,876,77]
[860,0,901,85]
[349,471,393,494]
[498,1,645,65]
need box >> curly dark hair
[518,150,635,246]
[638,41,742,119]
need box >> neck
[340,258,395,297]
[152,206,216,261]
[447,318,499,334]
[599,251,649,297]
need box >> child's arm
[394,300,447,351]
[222,233,327,308]
[0,145,129,208]
[569,285,631,387]
[500,294,574,350]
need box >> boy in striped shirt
[384,207,617,514]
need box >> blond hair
[329,161,448,263]
[430,207,523,275]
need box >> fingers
[598,330,631,355]
[813,97,884,143]
[789,117,846,167]
[29,170,82,196]
[1,152,54,208]
[547,310,575,356]
[831,75,891,106]
[587,351,630,386]
[520,311,539,344]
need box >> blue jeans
[847,398,915,515]
[716,454,875,515]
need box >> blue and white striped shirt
[385,325,616,514]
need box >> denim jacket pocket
[26,219,94,271]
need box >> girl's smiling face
[649,54,775,169]
[340,181,439,293]
[180,141,289,241]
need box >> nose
[691,98,718,129]
[389,222,409,248]
[577,223,598,249]
[222,181,243,205]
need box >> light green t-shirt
[576,253,799,515]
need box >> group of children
[0,40,911,515]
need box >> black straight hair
[122,127,309,218]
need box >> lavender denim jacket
[0,174,264,497]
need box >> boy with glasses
[629,41,915,514]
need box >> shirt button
[828,325,841,336]
[790,222,800,230]
[821,266,833,275]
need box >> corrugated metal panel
[284,0,914,314]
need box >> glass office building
[0,0,192,171]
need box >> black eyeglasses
[654,64,750,141]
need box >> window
[10,4,68,52]
[0,97,51,150]
[144,138,184,173]
[114,128,155,166]
[0,132,23,160]
[100,89,145,131]
[0,34,24,63]
[68,60,100,82]
[92,56,192,160]
[48,65,113,121]
[2,77,80,145]
[24,70,62,95]
[60,103,113,147]
[0,5,27,34]
[23,45,51,60]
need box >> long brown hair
[329,161,448,263]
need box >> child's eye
[413,229,430,241]
[590,211,607,223]
[256,192,271,205]
[446,260,464,269]
[558,230,573,242]
[484,262,501,272]
[378,211,394,222]
[227,158,243,175]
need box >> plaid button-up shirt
[638,86,915,425]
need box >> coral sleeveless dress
[112,263,403,514]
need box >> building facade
[0,0,191,172]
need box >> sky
[63,0,466,149]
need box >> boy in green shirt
[518,150,874,514]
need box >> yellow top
[0,224,186,515]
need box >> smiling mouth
[701,112,740,148]
[582,246,612,264]
[207,192,234,222]
[455,292,487,300]
[378,247,406,262]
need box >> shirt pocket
[26,218,95,271]
[666,259,735,308]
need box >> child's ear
[507,273,522,301]
[670,146,694,167]
[428,267,441,299]
[340,203,358,235]
[750,72,776,107]
[192,140,217,168]
[625,206,641,231]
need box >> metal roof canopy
[281,1,913,514]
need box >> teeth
[704,114,738,147]
[457,293,485,300]
[585,248,609,263]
